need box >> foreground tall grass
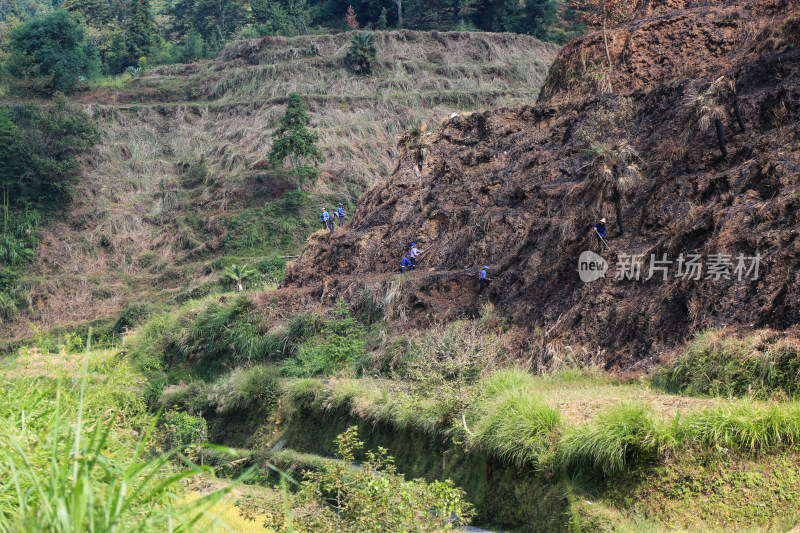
[0,345,235,531]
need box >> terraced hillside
[3,31,557,340]
[284,0,800,368]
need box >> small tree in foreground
[579,140,643,235]
[269,92,323,217]
[253,426,474,532]
[221,263,256,292]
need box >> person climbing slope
[337,203,346,227]
[320,208,330,230]
[478,266,491,294]
[409,242,424,267]
[592,218,608,251]
[401,254,414,273]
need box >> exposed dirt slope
[284,0,800,369]
[2,31,556,339]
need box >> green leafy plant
[156,409,208,451]
[282,304,367,377]
[220,263,257,292]
[257,426,474,532]
[344,32,377,75]
[0,342,235,531]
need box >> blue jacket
[479,269,488,280]
[401,256,412,268]
[593,223,606,238]
[321,211,330,222]
[337,207,345,217]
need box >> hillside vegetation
[1,30,556,341]
[3,0,800,531]
[284,0,800,367]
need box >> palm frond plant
[580,140,644,235]
[397,122,430,210]
[221,264,257,292]
[344,33,377,75]
[683,76,729,157]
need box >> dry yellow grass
[536,379,720,426]
[6,32,557,339]
[182,492,275,533]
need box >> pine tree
[377,7,387,29]
[124,0,158,66]
[269,93,323,216]
[63,0,112,25]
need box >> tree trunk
[602,0,613,93]
[615,199,624,236]
[415,164,423,211]
[293,158,302,219]
[395,0,402,27]
[237,281,243,292]
[733,98,746,132]
[714,118,728,157]
[3,186,7,234]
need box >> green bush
[157,409,208,450]
[681,402,800,454]
[653,329,800,399]
[252,426,474,532]
[180,295,270,371]
[471,369,560,467]
[558,403,664,478]
[282,305,367,377]
[257,255,289,283]
[160,380,211,414]
[127,311,180,372]
[113,302,153,334]
[208,364,281,413]
[142,373,168,409]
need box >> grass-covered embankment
[273,370,800,531]
[126,289,800,531]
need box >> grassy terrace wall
[264,373,800,531]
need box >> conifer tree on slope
[269,93,323,217]
[125,0,158,66]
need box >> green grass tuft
[653,329,800,399]
[558,403,664,478]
